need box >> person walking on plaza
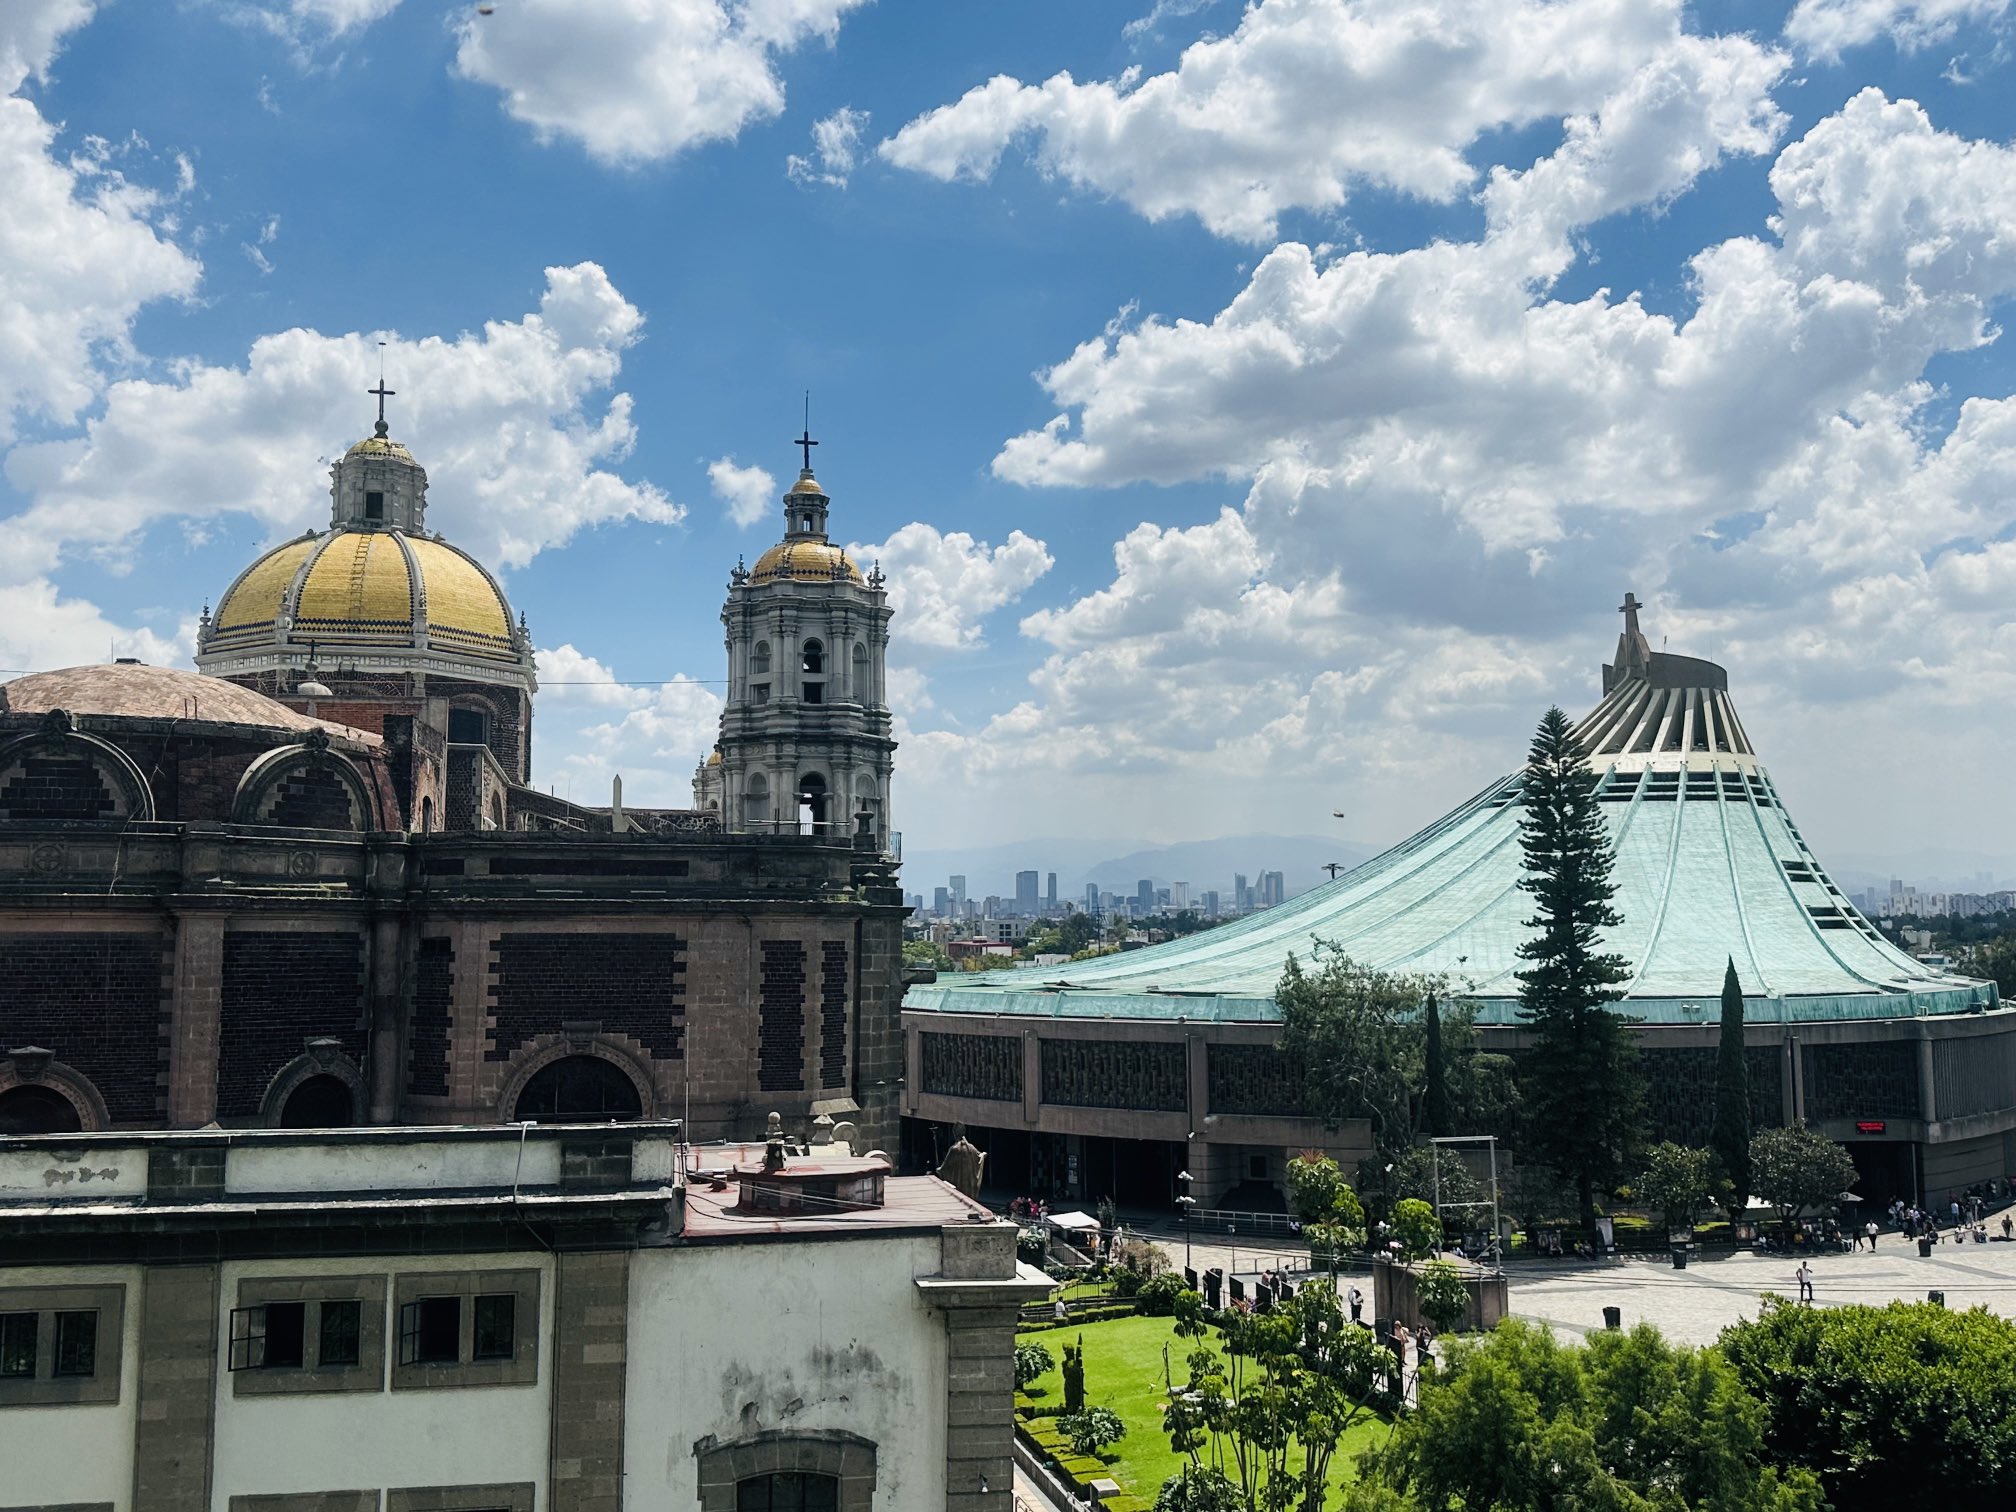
[1796,1260,1814,1304]
[1865,1220,1878,1249]
[1348,1283,1364,1324]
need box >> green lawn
[1021,1313,1392,1502]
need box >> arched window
[0,1085,82,1136]
[420,795,435,833]
[279,1074,355,1128]
[512,1056,643,1123]
[752,641,772,675]
[737,1475,838,1512]
[801,640,824,675]
[850,642,868,699]
[797,772,829,833]
[744,774,770,828]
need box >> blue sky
[4,0,2016,867]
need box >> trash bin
[1602,1305,1622,1330]
[1919,1237,1934,1257]
[1671,1249,1688,1270]
[1928,1290,1946,1307]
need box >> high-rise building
[1047,871,1058,909]
[1136,879,1156,914]
[1015,869,1039,914]
[1201,890,1220,918]
[933,885,950,915]
[1171,881,1189,911]
[1259,871,1286,908]
[950,874,967,905]
[1084,882,1100,914]
[1233,873,1248,911]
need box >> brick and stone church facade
[0,408,905,1152]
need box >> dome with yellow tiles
[750,539,865,586]
[205,527,519,661]
[197,419,531,678]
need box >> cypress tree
[1515,705,1642,1239]
[1422,990,1450,1136]
[1711,957,1751,1209]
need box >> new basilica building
[0,401,906,1151]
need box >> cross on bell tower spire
[794,392,817,472]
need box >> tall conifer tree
[1422,991,1450,1136]
[1515,705,1642,1236]
[1711,956,1751,1209]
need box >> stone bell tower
[696,431,895,850]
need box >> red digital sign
[1855,1120,1886,1134]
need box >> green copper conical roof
[907,602,1996,1028]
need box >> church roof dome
[750,539,864,586]
[343,433,416,463]
[207,527,519,661]
[1,662,376,742]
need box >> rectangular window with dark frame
[400,1296,462,1365]
[51,1311,96,1378]
[0,1313,35,1378]
[364,490,385,520]
[447,708,490,746]
[471,1295,515,1360]
[319,1298,362,1368]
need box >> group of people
[1887,1195,2015,1246]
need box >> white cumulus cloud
[880,0,1763,242]
[1784,0,2011,59]
[846,522,1053,651]
[708,455,778,527]
[787,104,868,186]
[453,0,869,166]
[0,0,201,445]
[1,262,680,586]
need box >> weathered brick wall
[852,911,906,1155]
[758,940,806,1093]
[408,936,454,1097]
[485,933,686,1063]
[0,932,169,1121]
[216,931,366,1119]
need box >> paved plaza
[1134,1222,2016,1346]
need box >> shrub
[1390,1197,1441,1261]
[1014,1340,1054,1391]
[1135,1270,1192,1317]
[1414,1259,1469,1333]
[1059,1405,1128,1458]
[1113,1266,1145,1297]
[1154,1466,1240,1512]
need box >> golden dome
[784,469,828,498]
[344,434,416,462]
[207,527,518,661]
[706,750,723,766]
[750,540,864,586]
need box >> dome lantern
[331,379,428,532]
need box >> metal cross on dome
[795,391,817,471]
[369,378,396,437]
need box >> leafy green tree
[1060,1405,1128,1458]
[1748,1123,1857,1227]
[1414,1261,1469,1334]
[1710,958,1752,1209]
[1389,1198,1441,1261]
[1513,705,1643,1237]
[1421,992,1449,1136]
[1161,1280,1390,1512]
[900,938,953,973]
[1359,1320,1822,1511]
[1390,1145,1479,1213]
[1634,1142,1715,1230]
[1278,945,1443,1173]
[1014,1340,1054,1392]
[1721,1298,2016,1508]
[1029,912,1100,957]
[1287,1153,1366,1273]
[1962,930,2016,998]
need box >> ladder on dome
[345,535,373,618]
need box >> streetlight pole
[1177,1170,1195,1273]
